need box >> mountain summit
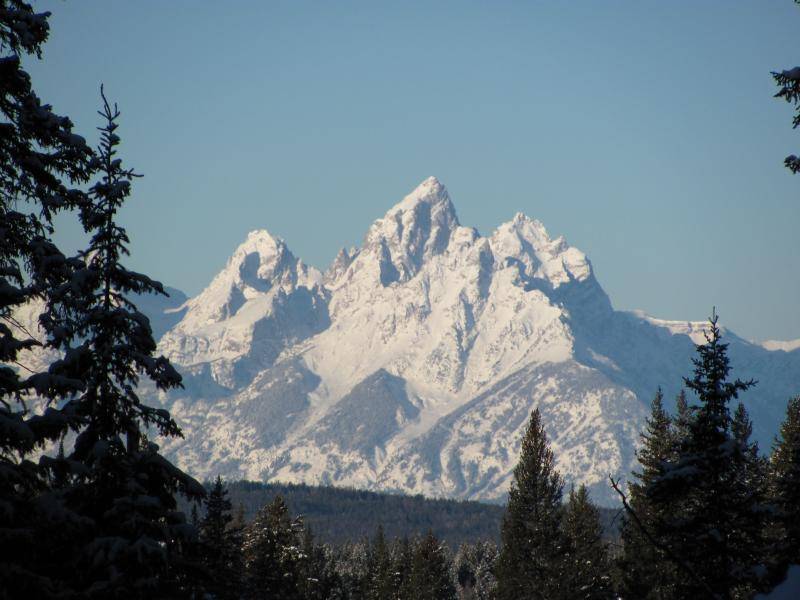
[159,229,326,388]
[152,178,799,504]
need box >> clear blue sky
[28,1,799,341]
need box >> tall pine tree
[647,312,765,598]
[453,541,497,600]
[408,531,456,600]
[1,3,94,594]
[495,408,565,600]
[562,485,613,600]
[297,526,341,600]
[769,397,800,575]
[199,476,243,599]
[618,388,679,599]
[365,525,394,600]
[391,536,414,600]
[242,495,304,600]
[49,90,204,597]
[772,0,800,174]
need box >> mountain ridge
[144,177,800,505]
[14,177,799,506]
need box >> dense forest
[2,1,800,598]
[187,481,507,548]
[179,480,620,548]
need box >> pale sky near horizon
[26,1,800,341]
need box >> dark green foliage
[641,314,767,598]
[44,91,204,598]
[0,3,94,594]
[772,1,800,175]
[453,541,498,600]
[769,397,800,569]
[243,495,304,599]
[364,525,394,600]
[674,389,692,439]
[408,531,456,600]
[332,540,369,600]
[495,408,565,600]
[562,485,613,599]
[199,476,243,599]
[390,537,414,600]
[298,527,341,600]
[618,389,679,599]
[201,479,510,547]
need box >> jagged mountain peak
[360,177,460,285]
[391,175,453,211]
[491,212,591,289]
[158,227,325,380]
[207,228,322,294]
[225,229,292,286]
[325,246,359,284]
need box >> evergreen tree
[242,495,304,600]
[618,388,679,599]
[200,476,243,599]
[732,402,768,494]
[648,313,764,598]
[365,525,394,600]
[231,502,247,531]
[674,389,692,439]
[562,485,613,600]
[1,3,94,595]
[51,90,205,597]
[333,540,369,600]
[453,541,498,600]
[772,1,800,175]
[495,408,565,600]
[728,402,770,598]
[298,527,341,600]
[408,531,456,600]
[769,397,800,573]
[391,536,414,600]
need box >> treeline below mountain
[181,480,621,547]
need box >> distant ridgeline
[180,480,621,547]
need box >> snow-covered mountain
[15,177,799,505]
[147,177,800,504]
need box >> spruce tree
[1,3,95,594]
[365,525,394,600]
[495,408,565,600]
[648,313,764,598]
[453,542,498,600]
[732,402,768,495]
[618,388,679,599]
[391,536,414,600]
[242,495,304,600]
[334,540,369,600]
[298,526,341,600]
[674,389,692,439]
[728,402,770,598]
[408,531,456,600]
[562,485,613,600]
[772,1,800,175]
[199,476,243,599]
[769,397,800,573]
[52,90,205,597]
